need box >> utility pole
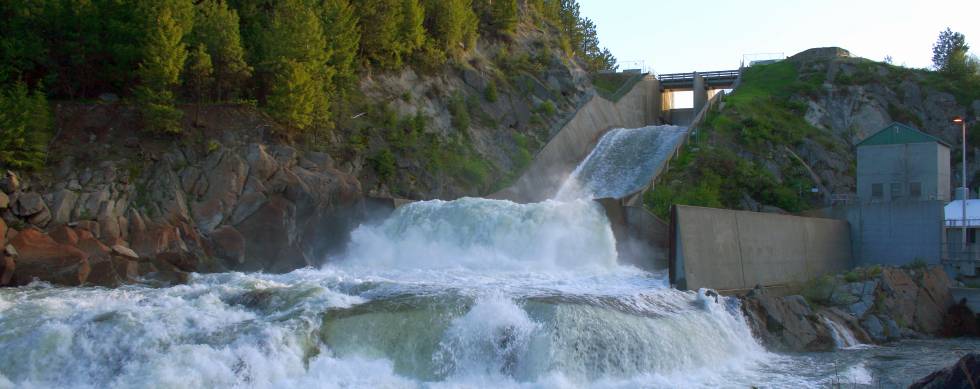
[954,116,967,257]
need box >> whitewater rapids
[0,126,973,388]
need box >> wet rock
[910,353,980,389]
[861,314,885,342]
[234,196,304,272]
[884,317,902,340]
[1,244,16,285]
[210,225,245,265]
[740,287,835,352]
[942,298,979,337]
[8,227,90,286]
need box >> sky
[579,0,980,74]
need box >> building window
[910,182,922,199]
[872,183,883,199]
[890,183,902,200]
[971,229,977,244]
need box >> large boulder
[210,225,245,265]
[12,192,47,217]
[740,287,836,351]
[235,196,304,272]
[942,298,979,337]
[910,353,980,389]
[8,228,90,286]
[878,268,919,326]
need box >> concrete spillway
[556,125,687,201]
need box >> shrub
[536,100,556,116]
[800,275,836,306]
[368,149,396,181]
[484,80,498,102]
[448,91,470,131]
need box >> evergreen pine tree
[399,0,426,55]
[421,0,477,57]
[256,0,330,131]
[191,0,252,101]
[184,44,214,104]
[355,0,424,69]
[135,2,190,134]
[320,0,360,95]
[266,58,317,129]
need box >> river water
[0,126,976,388]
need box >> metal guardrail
[657,70,741,82]
[945,219,980,227]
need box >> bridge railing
[657,70,740,83]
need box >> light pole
[955,115,967,256]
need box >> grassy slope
[645,56,980,219]
[644,61,828,218]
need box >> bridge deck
[658,70,739,90]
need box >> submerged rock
[910,353,980,389]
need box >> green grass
[592,72,645,102]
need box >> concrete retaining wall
[493,76,662,203]
[671,205,852,291]
[846,201,945,267]
[597,199,669,270]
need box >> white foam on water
[822,316,863,350]
[339,197,619,274]
[556,125,687,200]
[3,123,954,388]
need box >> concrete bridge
[658,70,739,126]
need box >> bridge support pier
[692,72,708,117]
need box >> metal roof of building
[856,122,951,148]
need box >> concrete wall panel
[804,217,853,276]
[673,205,853,291]
[736,212,807,286]
[675,206,744,290]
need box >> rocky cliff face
[0,105,366,286]
[0,23,593,287]
[797,51,979,194]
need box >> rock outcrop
[740,287,837,351]
[742,265,959,351]
[0,127,367,286]
[910,353,980,389]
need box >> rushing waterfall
[556,125,687,200]
[0,126,962,388]
[822,316,863,350]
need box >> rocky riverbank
[740,265,970,352]
[0,130,367,287]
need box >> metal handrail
[945,219,980,227]
[658,70,740,82]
